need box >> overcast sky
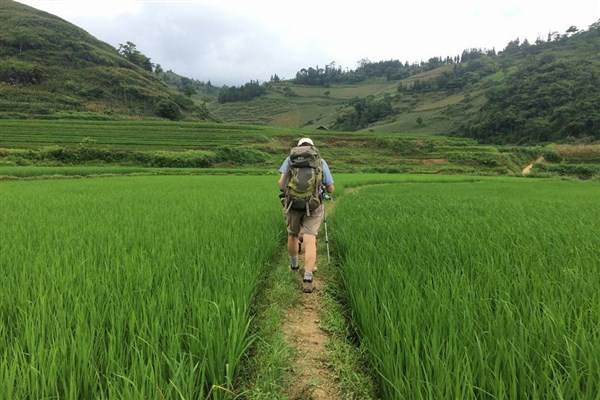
[17,0,600,86]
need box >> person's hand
[279,192,285,207]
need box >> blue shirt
[279,157,334,187]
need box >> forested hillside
[456,25,600,143]
[209,21,600,144]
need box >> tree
[180,77,197,97]
[332,95,394,131]
[118,41,153,72]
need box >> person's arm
[321,159,335,193]
[278,173,286,190]
[278,157,290,190]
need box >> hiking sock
[290,256,299,270]
[303,271,313,282]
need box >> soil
[282,277,341,399]
[522,156,545,175]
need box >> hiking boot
[303,272,314,293]
[290,264,299,271]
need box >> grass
[0,119,275,150]
[330,178,600,399]
[318,246,379,399]
[237,200,378,399]
[4,118,580,177]
[3,118,598,180]
[235,248,300,399]
[0,165,272,179]
[2,171,599,398]
[0,175,285,399]
[553,143,600,162]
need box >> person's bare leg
[302,234,317,292]
[303,234,317,273]
[288,234,299,269]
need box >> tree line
[331,96,394,131]
[217,80,266,103]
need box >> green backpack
[284,145,323,215]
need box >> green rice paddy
[2,173,599,399]
[331,179,600,399]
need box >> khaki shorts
[285,205,324,236]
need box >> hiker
[278,137,334,293]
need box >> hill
[1,1,598,146]
[0,0,212,120]
[208,22,600,144]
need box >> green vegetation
[210,23,600,144]
[235,249,300,399]
[3,174,599,399]
[292,58,460,86]
[218,81,267,103]
[2,1,600,397]
[458,42,600,143]
[0,175,284,399]
[3,0,599,144]
[117,41,153,72]
[155,98,182,120]
[1,119,598,179]
[332,95,394,131]
[331,178,600,399]
[0,1,212,120]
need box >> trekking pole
[323,208,331,264]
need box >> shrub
[536,163,599,180]
[0,59,44,84]
[215,146,268,165]
[155,99,181,120]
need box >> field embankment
[2,119,598,180]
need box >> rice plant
[332,179,600,399]
[0,175,284,399]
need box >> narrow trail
[522,156,545,175]
[281,202,342,400]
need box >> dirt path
[282,203,342,400]
[282,276,340,399]
[522,156,545,175]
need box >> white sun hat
[297,137,314,146]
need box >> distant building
[316,125,328,131]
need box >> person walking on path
[278,138,335,293]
